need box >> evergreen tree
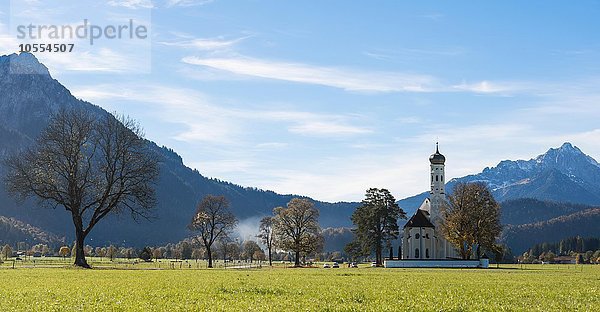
[347,188,406,266]
[139,247,152,261]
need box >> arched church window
[415,248,420,258]
[436,175,438,181]
[415,233,420,239]
[426,248,429,258]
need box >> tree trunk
[207,247,213,268]
[73,227,90,268]
[375,244,382,266]
[294,250,300,267]
[268,246,272,266]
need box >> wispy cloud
[397,116,423,124]
[182,56,438,92]
[180,55,530,96]
[107,0,154,9]
[451,80,523,94]
[0,20,19,55]
[364,47,466,61]
[254,142,288,150]
[421,13,444,21]
[288,121,372,136]
[159,36,249,51]
[260,111,372,137]
[72,84,373,141]
[70,81,600,202]
[39,48,149,73]
[254,152,428,202]
[165,0,213,7]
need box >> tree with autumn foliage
[272,198,322,267]
[441,182,502,259]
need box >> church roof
[404,209,435,228]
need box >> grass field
[1,262,598,311]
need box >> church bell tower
[428,143,446,221]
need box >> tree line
[189,195,323,268]
[518,236,600,264]
[2,108,506,268]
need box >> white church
[385,144,488,268]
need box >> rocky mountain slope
[399,142,600,215]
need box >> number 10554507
[19,43,74,53]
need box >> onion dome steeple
[429,142,446,165]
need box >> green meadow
[0,262,598,311]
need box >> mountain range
[398,142,600,215]
[0,53,598,254]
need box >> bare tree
[2,244,12,260]
[107,245,117,261]
[189,195,238,268]
[257,216,275,266]
[59,246,70,259]
[441,182,502,259]
[242,240,262,262]
[4,108,159,268]
[273,198,322,267]
[216,234,233,263]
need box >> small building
[553,256,576,264]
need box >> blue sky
[1,0,600,202]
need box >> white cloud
[71,84,373,141]
[397,116,423,124]
[69,81,600,202]
[408,123,532,145]
[107,0,154,9]
[255,142,288,149]
[288,121,372,136]
[452,80,522,94]
[421,13,444,21]
[0,21,19,55]
[159,36,248,51]
[182,56,438,93]
[181,56,533,96]
[253,152,429,202]
[165,0,213,7]
[37,48,149,73]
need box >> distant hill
[0,216,65,247]
[0,53,358,247]
[501,208,600,254]
[322,227,354,253]
[500,198,593,226]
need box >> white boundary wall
[384,259,489,268]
